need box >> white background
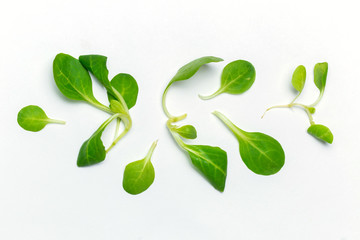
[1,0,359,239]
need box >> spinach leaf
[108,73,138,109]
[77,114,119,167]
[123,140,157,195]
[199,60,255,100]
[314,62,328,92]
[214,111,285,175]
[307,124,333,144]
[174,125,197,139]
[291,65,306,93]
[184,144,227,192]
[17,105,65,132]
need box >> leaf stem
[309,90,324,107]
[106,114,132,153]
[145,140,158,162]
[48,119,66,124]
[212,111,246,139]
[261,104,291,118]
[198,88,222,100]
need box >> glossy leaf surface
[184,144,227,192]
[314,62,328,92]
[307,124,333,144]
[174,125,197,139]
[17,105,64,132]
[291,65,306,93]
[213,111,285,175]
[53,53,98,103]
[108,73,139,109]
[170,56,223,84]
[200,60,255,99]
[123,141,157,195]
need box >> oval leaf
[108,73,139,109]
[314,62,328,92]
[307,124,333,144]
[213,111,285,175]
[200,60,256,99]
[184,144,227,192]
[123,141,157,195]
[291,65,306,93]
[53,53,98,103]
[174,125,197,139]
[170,56,223,84]
[17,105,64,132]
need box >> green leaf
[314,62,328,92]
[108,73,138,109]
[213,111,285,175]
[291,65,306,93]
[79,54,112,92]
[109,100,127,115]
[307,124,333,144]
[123,140,157,195]
[77,114,118,167]
[183,144,227,192]
[199,60,256,100]
[174,125,197,139]
[53,53,99,103]
[17,105,65,132]
[170,56,223,84]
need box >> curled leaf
[307,124,333,144]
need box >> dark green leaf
[184,144,227,192]
[307,124,333,144]
[77,129,106,167]
[314,62,328,92]
[123,141,157,195]
[53,53,99,103]
[79,54,112,91]
[170,56,223,84]
[174,125,197,139]
[213,111,285,175]
[200,60,256,99]
[108,73,139,109]
[17,105,65,132]
[77,114,118,167]
[291,65,306,93]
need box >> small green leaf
[291,65,306,93]
[213,111,285,175]
[307,124,333,144]
[109,100,127,115]
[17,105,65,132]
[108,73,139,109]
[170,56,223,84]
[183,144,227,192]
[77,114,118,167]
[199,60,256,100]
[53,53,99,103]
[123,140,157,195]
[314,62,328,92]
[174,125,197,139]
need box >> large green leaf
[184,144,227,192]
[53,53,98,103]
[213,111,285,175]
